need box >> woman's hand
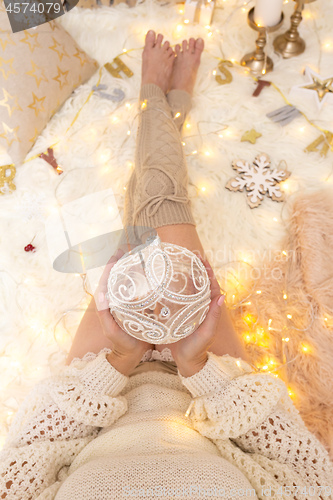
[166,259,225,377]
[94,249,151,376]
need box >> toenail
[148,30,154,35]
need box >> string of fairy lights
[1,0,333,445]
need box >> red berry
[24,244,36,252]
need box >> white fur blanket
[0,0,332,454]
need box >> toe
[145,30,156,48]
[195,38,204,53]
[175,44,181,56]
[163,41,170,50]
[189,37,195,53]
[182,39,188,52]
[167,47,175,57]
[156,33,164,47]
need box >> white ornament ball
[107,236,211,344]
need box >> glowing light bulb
[123,186,127,191]
[175,112,181,118]
[112,116,119,123]
[176,24,183,32]
[141,101,147,110]
[283,293,288,300]
[207,32,213,37]
[301,343,311,353]
[299,126,305,133]
[182,141,186,146]
[282,337,290,342]
[127,130,131,136]
[212,70,217,75]
[201,186,207,192]
[262,365,268,370]
[192,150,198,155]
[122,48,127,53]
[287,314,292,319]
[282,250,287,256]
[273,217,278,222]
[184,19,190,24]
[204,151,211,156]
[125,102,131,109]
[236,360,241,367]
[256,290,262,294]
[185,123,191,129]
[288,387,295,398]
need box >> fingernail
[217,295,226,307]
[98,292,105,303]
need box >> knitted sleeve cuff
[75,351,129,397]
[178,352,254,398]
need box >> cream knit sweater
[0,349,332,500]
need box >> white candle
[184,0,198,23]
[199,0,214,27]
[254,0,283,27]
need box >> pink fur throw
[230,188,333,459]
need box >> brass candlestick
[273,0,316,58]
[241,8,284,77]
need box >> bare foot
[141,30,175,94]
[169,38,204,96]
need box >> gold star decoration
[26,60,48,88]
[73,48,87,67]
[241,128,262,144]
[0,122,20,147]
[49,36,69,61]
[20,31,41,53]
[0,57,16,80]
[27,92,46,117]
[0,89,22,117]
[53,66,69,90]
[293,67,333,109]
[0,32,15,51]
[28,127,40,145]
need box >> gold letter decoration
[215,60,233,85]
[104,57,134,79]
[304,132,333,157]
[0,164,16,194]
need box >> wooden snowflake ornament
[226,153,290,209]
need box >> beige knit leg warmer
[123,83,195,229]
